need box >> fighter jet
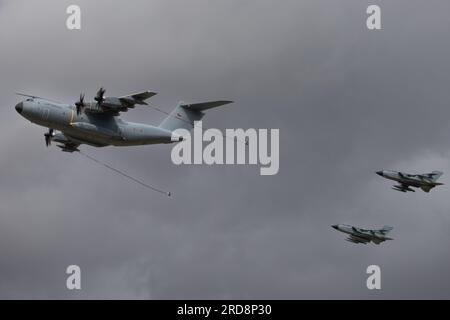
[332,224,394,245]
[15,88,232,152]
[376,170,444,193]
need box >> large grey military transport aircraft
[332,224,394,245]
[15,88,232,152]
[376,170,444,193]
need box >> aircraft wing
[118,91,157,107]
[91,91,158,116]
[55,139,80,153]
[392,184,415,192]
[372,238,384,245]
[346,235,370,244]
[52,131,110,152]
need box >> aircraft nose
[331,225,339,230]
[376,171,383,176]
[15,102,23,114]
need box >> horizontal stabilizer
[159,100,233,132]
[421,185,435,193]
[181,100,233,112]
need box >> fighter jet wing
[372,238,384,245]
[392,184,415,192]
[346,235,370,244]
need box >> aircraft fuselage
[15,98,181,147]
[332,224,393,244]
[376,170,440,188]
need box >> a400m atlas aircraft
[15,88,232,152]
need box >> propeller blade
[75,93,85,115]
[44,129,54,147]
[95,87,106,105]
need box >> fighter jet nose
[331,225,339,230]
[15,102,23,114]
[376,171,383,176]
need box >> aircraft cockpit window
[26,98,33,101]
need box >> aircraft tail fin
[159,101,233,132]
[430,171,444,182]
[380,225,394,235]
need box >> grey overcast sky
[1,0,450,299]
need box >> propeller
[75,93,85,115]
[44,128,54,147]
[95,87,106,105]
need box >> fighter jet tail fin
[381,225,394,235]
[430,171,444,182]
[159,101,233,132]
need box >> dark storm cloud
[1,0,450,298]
